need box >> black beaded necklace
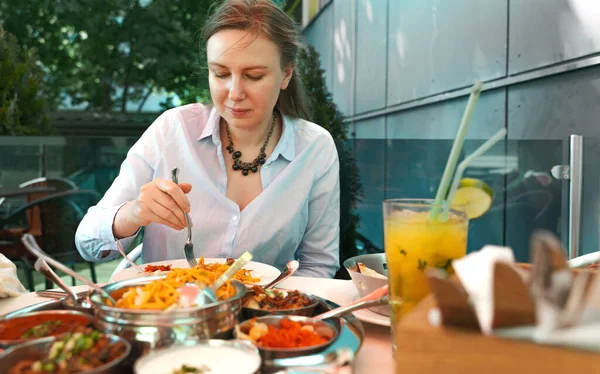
[225,112,276,176]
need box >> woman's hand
[113,179,192,238]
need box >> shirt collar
[197,106,221,145]
[197,106,296,161]
[271,113,296,162]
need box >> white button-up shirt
[75,104,340,278]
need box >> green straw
[440,128,507,221]
[429,81,483,221]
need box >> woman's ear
[280,64,295,90]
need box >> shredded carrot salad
[195,257,259,284]
[112,257,258,310]
[257,319,329,348]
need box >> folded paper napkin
[0,253,28,298]
[453,245,516,335]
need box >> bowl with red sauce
[0,310,93,348]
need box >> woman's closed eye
[213,72,262,81]
[246,74,263,81]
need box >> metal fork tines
[171,168,196,268]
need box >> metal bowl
[236,315,339,360]
[343,253,390,317]
[0,310,94,348]
[0,333,131,374]
[89,275,246,363]
[134,339,261,374]
[241,289,320,320]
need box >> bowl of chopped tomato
[235,315,338,359]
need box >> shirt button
[232,215,239,221]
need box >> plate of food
[110,257,281,286]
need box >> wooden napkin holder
[394,265,600,374]
[394,296,599,374]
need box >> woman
[75,0,340,278]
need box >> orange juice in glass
[383,199,468,351]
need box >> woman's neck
[222,112,276,149]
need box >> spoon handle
[264,260,299,289]
[115,239,149,276]
[21,234,117,304]
[36,290,89,299]
[34,258,79,300]
[314,285,389,321]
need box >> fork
[171,168,196,267]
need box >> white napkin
[452,245,515,335]
[0,253,28,298]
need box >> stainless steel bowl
[89,275,246,362]
[343,253,390,317]
[236,315,339,360]
[0,310,94,348]
[0,333,131,374]
[134,339,261,374]
[241,288,320,320]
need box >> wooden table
[0,277,395,373]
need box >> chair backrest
[0,177,79,224]
[19,177,78,191]
[0,190,101,262]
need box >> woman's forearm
[112,201,142,239]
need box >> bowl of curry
[241,287,320,319]
[0,328,130,374]
[0,310,93,348]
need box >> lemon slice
[451,178,494,219]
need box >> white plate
[351,295,391,327]
[134,342,261,374]
[109,258,280,286]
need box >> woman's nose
[228,77,246,101]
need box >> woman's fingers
[154,179,191,213]
[153,190,187,227]
[132,179,193,230]
[179,183,192,194]
[144,208,185,231]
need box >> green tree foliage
[0,27,53,135]
[298,44,364,277]
[0,0,216,112]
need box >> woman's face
[206,29,293,130]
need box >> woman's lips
[228,107,250,117]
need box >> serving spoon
[33,258,94,312]
[21,234,116,305]
[263,260,300,290]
